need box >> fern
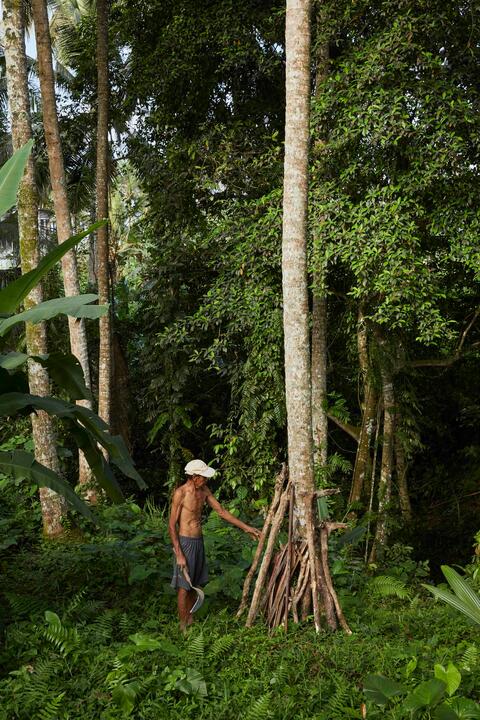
[269,663,288,687]
[90,611,115,641]
[245,694,272,720]
[65,589,87,616]
[368,575,411,600]
[37,692,65,720]
[7,593,45,618]
[325,678,351,720]
[188,632,205,666]
[105,663,128,691]
[43,612,80,657]
[210,634,234,659]
[119,612,131,635]
[460,644,479,672]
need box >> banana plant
[0,141,146,522]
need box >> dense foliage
[2,497,480,719]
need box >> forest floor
[1,502,479,720]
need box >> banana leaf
[0,295,107,337]
[0,222,105,315]
[0,392,146,491]
[0,449,96,523]
[0,140,33,219]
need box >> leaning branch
[327,413,360,442]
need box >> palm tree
[96,0,111,426]
[31,0,93,489]
[2,0,67,536]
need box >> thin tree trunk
[3,0,67,537]
[364,400,382,563]
[395,423,412,521]
[31,0,93,490]
[349,306,378,506]
[311,39,329,468]
[96,0,112,427]
[282,0,321,632]
[311,293,328,465]
[369,331,395,563]
[112,332,132,451]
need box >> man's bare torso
[177,484,209,537]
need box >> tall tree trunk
[369,330,395,563]
[349,305,378,506]
[96,0,112,427]
[112,332,132,451]
[395,420,412,521]
[311,38,329,468]
[3,0,67,537]
[282,0,322,631]
[311,294,327,466]
[31,0,93,489]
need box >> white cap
[184,459,216,478]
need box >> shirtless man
[168,458,261,631]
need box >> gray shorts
[171,535,209,590]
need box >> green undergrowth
[1,502,480,719]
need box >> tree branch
[327,412,360,442]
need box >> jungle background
[1,0,480,718]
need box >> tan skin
[168,474,261,630]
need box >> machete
[182,568,205,613]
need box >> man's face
[192,474,206,489]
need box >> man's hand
[246,526,261,541]
[176,552,187,571]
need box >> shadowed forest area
[1,0,480,718]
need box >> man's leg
[186,590,196,624]
[177,588,190,631]
[177,588,197,630]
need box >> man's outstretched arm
[168,488,187,569]
[205,488,261,540]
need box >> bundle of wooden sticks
[237,464,352,633]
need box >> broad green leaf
[442,566,480,614]
[0,352,28,369]
[405,658,418,678]
[66,420,124,503]
[434,698,480,720]
[434,663,461,697]
[128,633,161,650]
[112,682,138,715]
[0,450,96,522]
[176,668,207,697]
[33,352,92,401]
[403,679,446,712]
[423,585,480,625]
[0,140,33,218]
[128,564,157,584]
[0,221,105,314]
[44,610,61,625]
[0,393,145,497]
[74,405,146,488]
[0,295,107,336]
[434,703,461,720]
[363,675,408,706]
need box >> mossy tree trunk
[369,328,395,563]
[31,0,94,492]
[96,0,112,428]
[311,38,329,469]
[349,305,378,507]
[2,0,67,537]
